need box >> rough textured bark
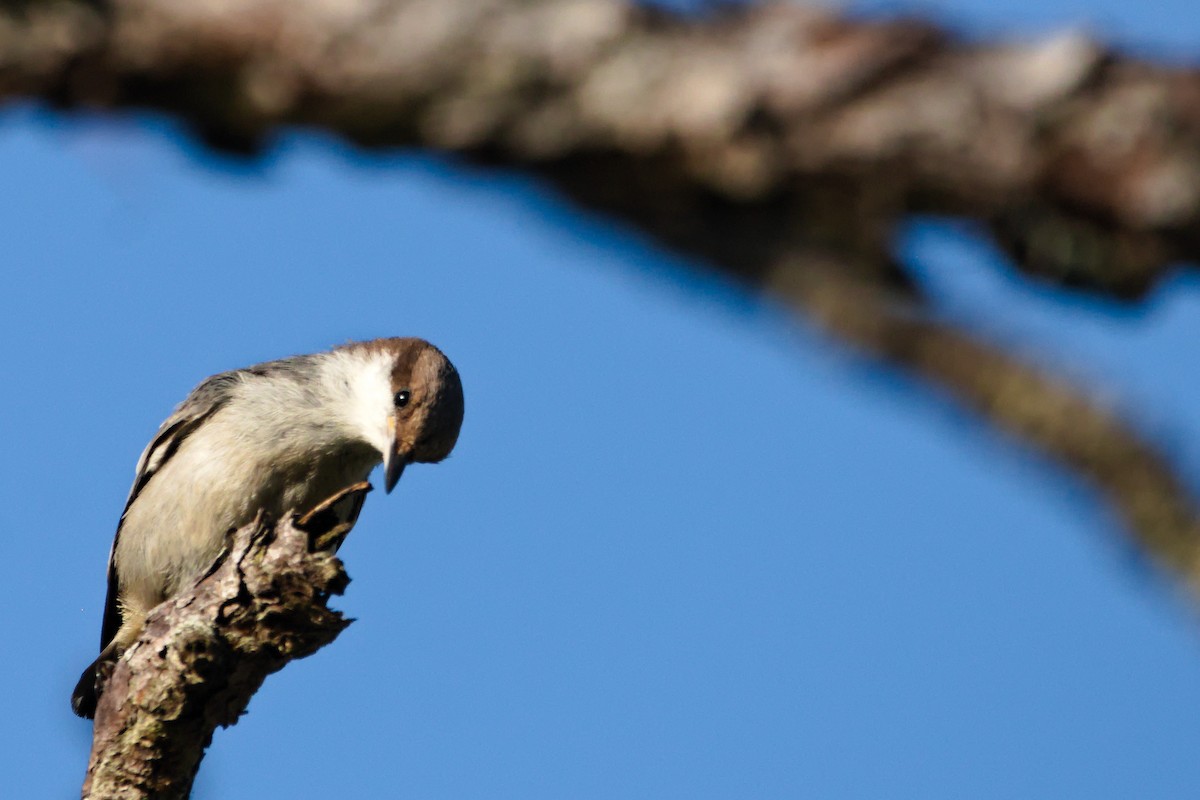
[81,483,370,800]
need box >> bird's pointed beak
[384,442,408,493]
[383,418,409,493]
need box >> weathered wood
[81,483,372,800]
[4,0,1199,294]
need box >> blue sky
[4,1,1200,797]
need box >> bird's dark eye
[394,390,411,408]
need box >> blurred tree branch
[5,3,1199,582]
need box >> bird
[71,337,464,719]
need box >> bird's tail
[71,657,102,719]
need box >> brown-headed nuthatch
[71,338,464,718]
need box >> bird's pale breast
[115,403,380,610]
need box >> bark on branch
[81,483,371,800]
[5,0,1200,294]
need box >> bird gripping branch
[72,337,465,718]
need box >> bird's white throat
[319,348,397,459]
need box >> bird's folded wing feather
[97,371,243,651]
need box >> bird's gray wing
[96,351,325,651]
[97,370,243,651]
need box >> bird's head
[348,337,464,493]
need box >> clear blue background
[3,1,1200,796]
